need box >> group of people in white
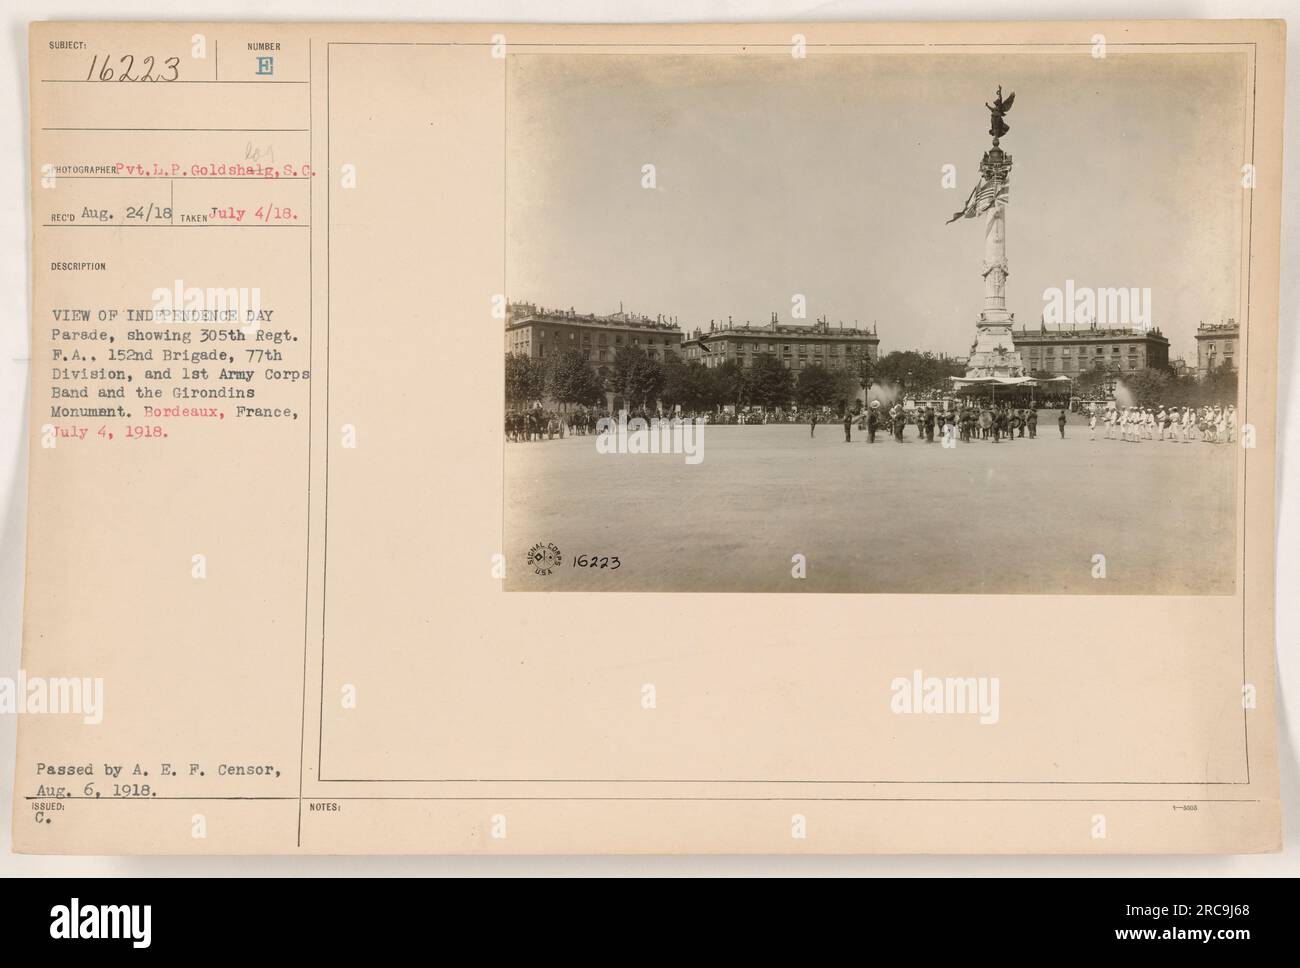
[1089,404,1236,444]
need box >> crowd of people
[505,408,601,441]
[506,405,818,438]
[1097,405,1237,444]
[506,406,673,440]
[506,400,1239,446]
[849,401,1059,443]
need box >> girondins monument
[952,86,1029,384]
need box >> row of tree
[1070,361,1239,408]
[506,346,971,412]
[506,347,1237,412]
[867,350,967,396]
[506,350,602,408]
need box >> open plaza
[505,412,1237,595]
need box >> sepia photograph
[4,3,1291,908]
[504,50,1248,594]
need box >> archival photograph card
[15,18,1283,853]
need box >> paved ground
[504,414,1237,594]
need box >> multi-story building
[1010,323,1170,376]
[1195,320,1238,377]
[504,302,683,382]
[682,314,880,372]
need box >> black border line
[296,36,315,849]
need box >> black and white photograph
[504,51,1247,594]
[0,0,1295,933]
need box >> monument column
[978,145,1012,325]
[982,197,1008,318]
[957,86,1026,381]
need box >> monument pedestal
[965,317,1026,379]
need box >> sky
[506,49,1248,363]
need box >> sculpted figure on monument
[985,85,1015,141]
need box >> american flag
[947,177,1009,223]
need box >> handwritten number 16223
[85,54,180,82]
[573,555,620,570]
